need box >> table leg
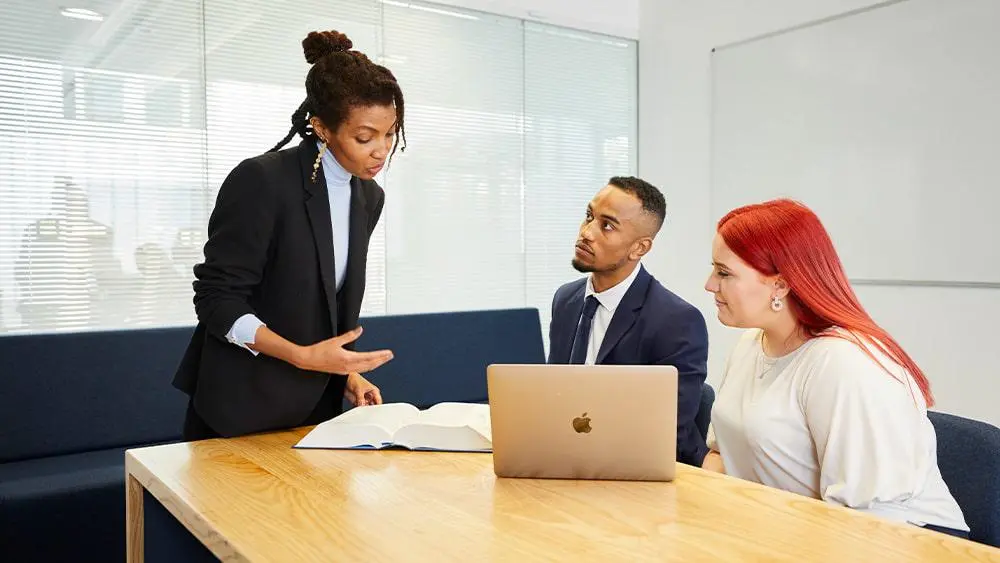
[126,472,144,563]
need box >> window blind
[0,0,206,333]
[0,0,637,336]
[380,2,526,314]
[523,23,639,340]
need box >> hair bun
[302,30,353,64]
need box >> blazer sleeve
[193,158,278,340]
[652,305,710,466]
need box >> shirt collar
[585,262,642,313]
[318,140,352,185]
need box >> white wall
[638,0,999,426]
[435,0,639,38]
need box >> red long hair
[717,199,933,406]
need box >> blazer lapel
[553,283,587,363]
[339,176,370,333]
[596,266,651,364]
[300,140,339,332]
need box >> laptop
[486,363,678,481]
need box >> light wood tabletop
[125,426,1000,562]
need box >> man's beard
[572,254,630,274]
[571,258,595,273]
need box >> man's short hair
[608,176,666,234]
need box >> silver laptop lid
[487,364,678,481]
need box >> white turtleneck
[225,141,354,355]
[321,141,353,291]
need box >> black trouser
[182,378,342,441]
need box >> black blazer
[547,266,710,466]
[173,139,384,437]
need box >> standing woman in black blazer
[173,29,404,440]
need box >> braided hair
[269,30,406,159]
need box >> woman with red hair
[703,198,968,538]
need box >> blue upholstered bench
[0,307,545,562]
[0,327,193,562]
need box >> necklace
[757,333,775,379]
[757,351,778,379]
[757,332,813,380]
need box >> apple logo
[572,412,592,434]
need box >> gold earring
[312,140,326,183]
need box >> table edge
[125,448,250,562]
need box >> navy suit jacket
[548,265,710,466]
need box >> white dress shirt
[224,141,352,354]
[707,328,968,531]
[581,263,641,365]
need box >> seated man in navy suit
[548,176,710,466]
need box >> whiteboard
[710,0,1000,285]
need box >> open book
[294,402,492,452]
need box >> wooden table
[126,426,1000,562]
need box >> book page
[294,403,420,449]
[418,402,492,441]
[391,403,492,452]
[332,403,422,434]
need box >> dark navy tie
[569,295,599,364]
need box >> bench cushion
[0,447,217,563]
[0,447,128,562]
[0,327,194,462]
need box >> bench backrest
[0,327,194,462]
[349,308,546,408]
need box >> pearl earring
[311,140,327,183]
[770,296,784,312]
